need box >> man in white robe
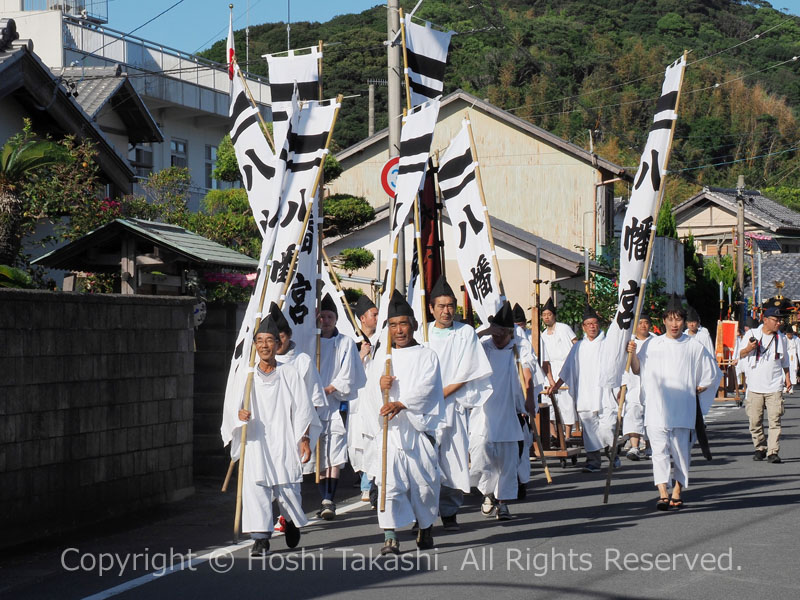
[686,306,715,358]
[629,294,722,510]
[784,324,799,386]
[550,304,619,473]
[350,295,380,503]
[426,276,492,530]
[313,293,366,519]
[513,303,532,344]
[364,290,445,555]
[739,307,792,463]
[231,313,322,555]
[470,301,531,520]
[540,298,578,440]
[621,313,655,461]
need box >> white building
[1,0,271,210]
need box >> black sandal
[656,497,671,511]
[669,498,684,509]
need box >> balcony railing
[61,15,270,103]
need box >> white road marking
[80,497,372,600]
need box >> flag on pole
[599,54,686,388]
[390,98,440,245]
[226,10,235,80]
[266,47,322,152]
[404,17,452,108]
[320,265,359,343]
[437,120,503,325]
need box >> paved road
[3,394,799,600]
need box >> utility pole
[387,0,405,292]
[368,83,375,136]
[736,175,745,323]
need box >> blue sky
[104,1,800,56]
[104,1,381,55]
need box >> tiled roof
[745,253,800,301]
[674,187,800,233]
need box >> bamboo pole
[603,52,687,504]
[465,113,551,483]
[380,234,401,512]
[399,8,413,113]
[314,40,325,486]
[322,246,368,342]
[232,94,343,538]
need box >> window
[130,143,153,178]
[170,139,187,168]
[205,144,218,190]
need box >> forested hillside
[202,0,800,207]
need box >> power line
[669,144,799,173]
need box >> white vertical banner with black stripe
[229,65,287,246]
[600,54,686,388]
[404,17,452,108]
[266,47,321,151]
[262,98,339,323]
[390,97,440,244]
[437,121,503,325]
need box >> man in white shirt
[540,298,578,441]
[686,306,715,357]
[738,307,792,463]
[550,304,618,473]
[622,313,654,461]
[783,324,799,386]
[628,294,721,511]
[426,276,492,531]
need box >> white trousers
[438,406,471,492]
[377,441,440,530]
[242,446,307,534]
[622,401,645,437]
[304,415,347,474]
[647,426,691,488]
[548,390,577,425]
[470,439,520,501]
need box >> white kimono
[470,337,527,501]
[637,333,721,488]
[235,363,322,534]
[787,336,800,386]
[689,326,715,359]
[311,331,366,472]
[427,321,492,493]
[541,322,578,425]
[620,333,654,437]
[276,341,326,409]
[558,331,618,453]
[347,331,379,473]
[363,343,444,530]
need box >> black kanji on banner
[623,216,653,262]
[468,254,493,302]
[615,279,640,330]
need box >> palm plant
[0,131,68,266]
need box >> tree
[0,123,68,266]
[322,193,374,237]
[213,135,240,182]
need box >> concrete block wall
[0,289,196,548]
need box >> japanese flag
[226,11,235,80]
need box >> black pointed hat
[268,301,292,335]
[320,293,338,317]
[489,301,515,328]
[512,303,526,324]
[354,294,376,318]
[542,297,556,315]
[664,293,685,316]
[686,305,700,323]
[638,310,651,323]
[582,303,599,322]
[429,274,456,302]
[254,314,280,339]
[387,289,415,319]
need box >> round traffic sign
[380,156,400,198]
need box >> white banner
[281,196,319,360]
[390,98,440,245]
[437,121,503,325]
[266,47,321,151]
[229,64,287,248]
[404,17,452,108]
[406,243,425,343]
[600,54,686,388]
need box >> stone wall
[0,289,196,548]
